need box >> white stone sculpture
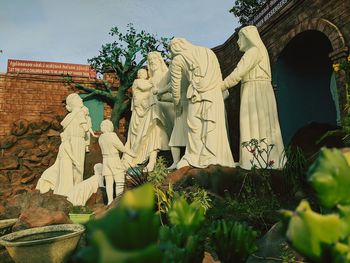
[82,106,98,153]
[36,93,87,196]
[36,131,80,196]
[99,119,135,205]
[67,163,104,206]
[147,51,175,138]
[169,38,235,169]
[123,68,169,171]
[155,69,189,170]
[221,25,286,169]
[61,93,87,183]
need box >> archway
[272,30,338,144]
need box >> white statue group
[36,25,286,206]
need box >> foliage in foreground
[282,148,350,262]
[75,183,207,263]
[75,176,260,263]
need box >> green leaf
[307,148,350,208]
[285,200,342,261]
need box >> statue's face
[138,69,148,79]
[66,105,72,112]
[148,55,160,72]
[67,95,83,110]
[237,33,248,52]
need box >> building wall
[0,73,111,138]
[213,0,350,150]
[214,0,350,73]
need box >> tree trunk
[111,102,123,129]
[110,85,129,129]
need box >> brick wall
[213,0,350,155]
[214,0,350,75]
[0,73,112,138]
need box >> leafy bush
[209,219,258,263]
[148,156,168,187]
[160,195,206,263]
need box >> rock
[32,129,43,135]
[13,207,72,231]
[0,174,9,184]
[12,186,30,196]
[18,138,36,149]
[37,144,49,157]
[23,154,42,163]
[167,166,192,184]
[51,118,62,131]
[86,188,105,208]
[7,170,30,184]
[0,189,12,199]
[47,129,60,137]
[17,150,26,157]
[246,222,304,263]
[37,136,49,145]
[11,119,29,136]
[0,135,17,149]
[1,191,73,220]
[0,157,19,170]
[30,148,42,157]
[38,118,52,131]
[41,154,53,166]
[21,174,36,184]
[290,122,344,158]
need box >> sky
[0,0,239,73]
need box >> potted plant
[69,206,94,224]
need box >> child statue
[221,25,285,169]
[67,163,105,206]
[99,119,135,205]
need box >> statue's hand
[219,81,227,91]
[152,88,159,95]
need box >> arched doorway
[272,30,338,144]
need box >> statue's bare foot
[167,163,178,170]
[145,163,155,172]
[176,159,189,169]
